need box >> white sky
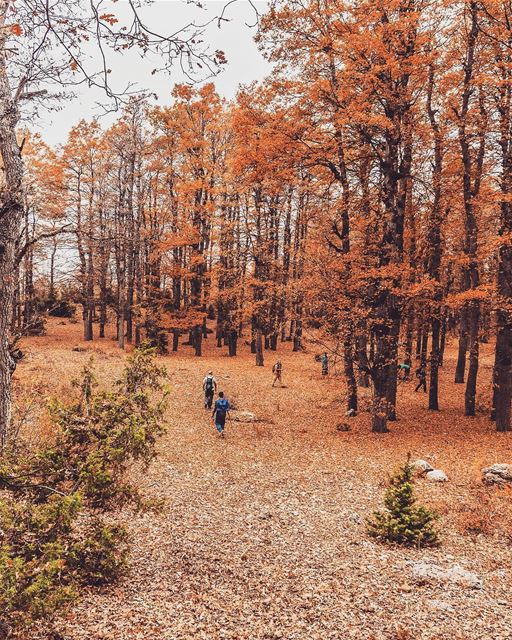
[34,0,271,146]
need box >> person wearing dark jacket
[212,391,230,437]
[414,363,427,393]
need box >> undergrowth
[0,344,168,638]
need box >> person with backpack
[212,391,230,437]
[321,352,329,376]
[414,362,427,393]
[272,360,283,387]
[398,362,411,381]
[203,371,217,409]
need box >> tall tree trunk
[0,15,23,445]
[465,302,480,416]
[455,310,468,383]
[429,317,441,411]
[343,328,358,415]
[255,329,264,366]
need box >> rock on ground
[232,411,258,423]
[412,459,434,475]
[411,562,483,589]
[426,469,448,482]
[482,463,512,486]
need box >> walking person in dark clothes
[414,363,427,393]
[203,370,217,409]
[321,352,329,376]
[212,391,230,437]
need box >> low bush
[367,457,439,548]
[0,344,167,637]
[48,300,76,318]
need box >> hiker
[398,362,411,381]
[212,391,230,437]
[272,360,283,387]
[414,363,427,393]
[203,370,217,409]
[321,352,329,376]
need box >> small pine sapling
[367,457,439,548]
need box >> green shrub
[0,344,167,636]
[367,457,439,548]
[69,519,129,585]
[48,300,76,318]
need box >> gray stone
[412,562,482,589]
[348,512,363,525]
[412,459,434,475]
[429,600,455,613]
[233,411,258,423]
[482,463,512,486]
[426,469,448,482]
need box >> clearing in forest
[18,320,512,640]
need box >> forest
[11,0,512,434]
[0,1,511,639]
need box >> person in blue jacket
[212,391,230,437]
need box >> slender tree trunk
[439,312,447,367]
[455,310,468,383]
[356,333,370,388]
[464,302,480,417]
[255,329,264,366]
[404,311,414,368]
[343,328,358,415]
[429,317,441,410]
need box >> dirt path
[20,322,512,640]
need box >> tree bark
[0,11,24,445]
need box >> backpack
[216,398,229,416]
[205,376,214,393]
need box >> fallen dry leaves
[16,319,512,640]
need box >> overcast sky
[33,0,271,147]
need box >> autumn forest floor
[16,319,512,640]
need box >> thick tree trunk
[494,314,512,431]
[228,329,237,357]
[194,325,202,357]
[0,26,24,445]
